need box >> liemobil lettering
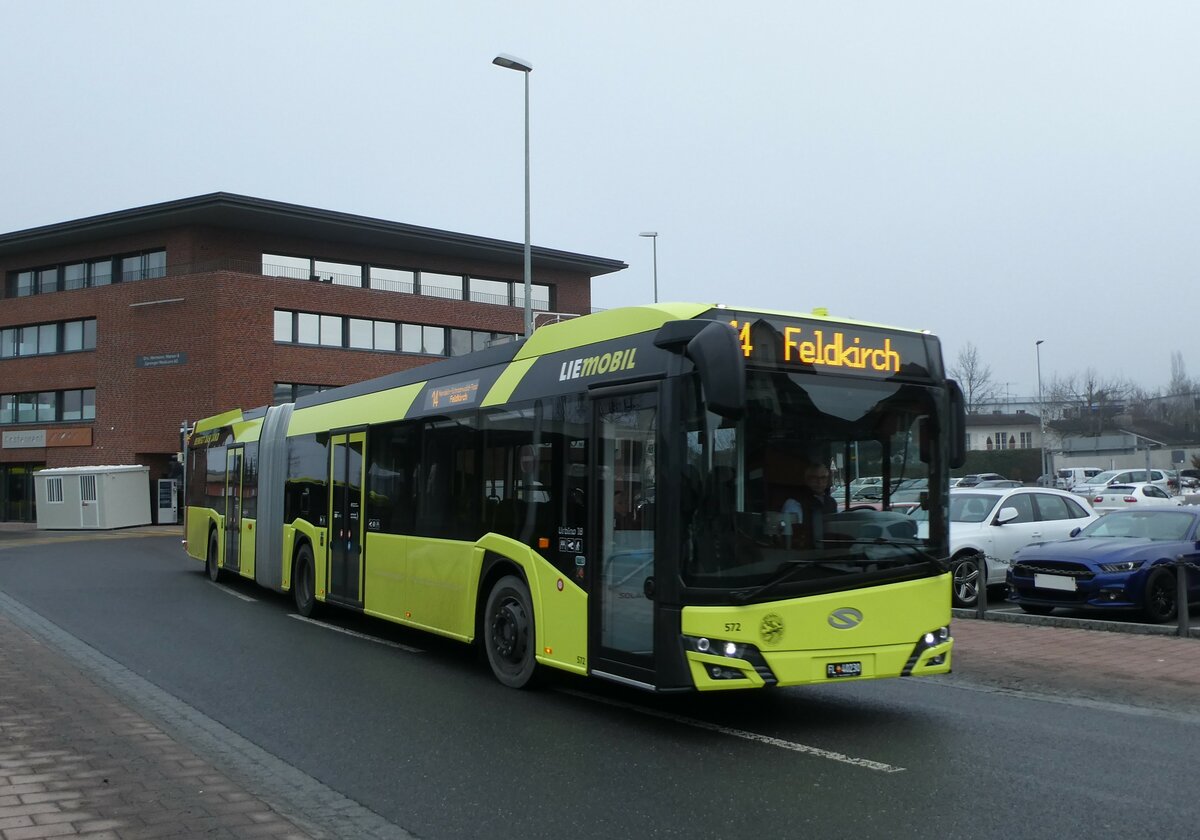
[783,328,900,373]
[558,348,638,381]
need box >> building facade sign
[137,352,188,368]
[2,428,93,449]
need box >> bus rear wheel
[484,575,537,688]
[206,530,221,582]
[293,544,318,618]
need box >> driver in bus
[782,462,837,548]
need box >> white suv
[1072,468,1171,499]
[943,487,1098,608]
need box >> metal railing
[971,552,1197,638]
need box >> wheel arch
[475,551,530,644]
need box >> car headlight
[1099,560,1144,573]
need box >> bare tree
[948,343,1001,413]
[1047,368,1133,434]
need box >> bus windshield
[682,369,946,598]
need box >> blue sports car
[1006,508,1200,623]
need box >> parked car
[954,473,1005,488]
[930,487,1098,608]
[1007,508,1200,622]
[974,479,1024,488]
[1055,466,1104,491]
[1072,468,1172,499]
[1090,482,1183,513]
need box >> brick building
[0,193,625,522]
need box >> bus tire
[294,544,318,618]
[206,529,221,583]
[484,575,537,688]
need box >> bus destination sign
[725,314,931,379]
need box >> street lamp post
[1036,340,1046,481]
[492,53,534,337]
[639,231,658,303]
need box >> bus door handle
[643,576,656,600]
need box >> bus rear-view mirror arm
[654,320,746,419]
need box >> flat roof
[0,192,627,277]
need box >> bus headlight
[684,636,749,660]
[922,626,950,647]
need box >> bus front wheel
[206,530,221,583]
[484,575,537,688]
[293,544,318,618]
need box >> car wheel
[951,553,983,608]
[1142,567,1177,623]
[293,544,318,618]
[484,575,538,688]
[1019,603,1055,616]
[206,530,221,583]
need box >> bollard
[1177,555,1191,638]
[975,556,988,620]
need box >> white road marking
[289,614,424,653]
[210,582,256,601]
[557,688,906,773]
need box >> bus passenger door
[590,390,659,689]
[224,448,243,573]
[327,431,366,607]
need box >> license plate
[826,661,862,678]
[1034,573,1076,592]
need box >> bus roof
[189,303,939,434]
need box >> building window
[1,319,96,358]
[273,310,293,342]
[262,254,313,280]
[449,328,511,356]
[314,260,363,287]
[469,277,510,305]
[374,321,396,352]
[273,383,332,405]
[6,251,153,297]
[319,315,342,346]
[119,250,166,282]
[348,318,374,349]
[1020,431,1033,448]
[46,477,64,504]
[516,282,552,311]
[0,388,95,425]
[418,271,464,300]
[273,309,513,358]
[369,267,415,293]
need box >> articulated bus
[185,303,966,691]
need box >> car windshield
[1086,470,1122,485]
[949,493,1000,523]
[1079,510,1194,541]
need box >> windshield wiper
[729,560,825,605]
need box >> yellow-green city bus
[184,303,965,691]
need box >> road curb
[952,606,1200,639]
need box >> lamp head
[493,54,533,73]
[639,231,657,238]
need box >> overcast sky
[3,1,1196,402]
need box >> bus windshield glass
[682,369,946,597]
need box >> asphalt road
[2,535,1198,840]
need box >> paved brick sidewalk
[0,616,316,840]
[949,616,1200,712]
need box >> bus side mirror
[655,320,745,419]
[947,379,967,468]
